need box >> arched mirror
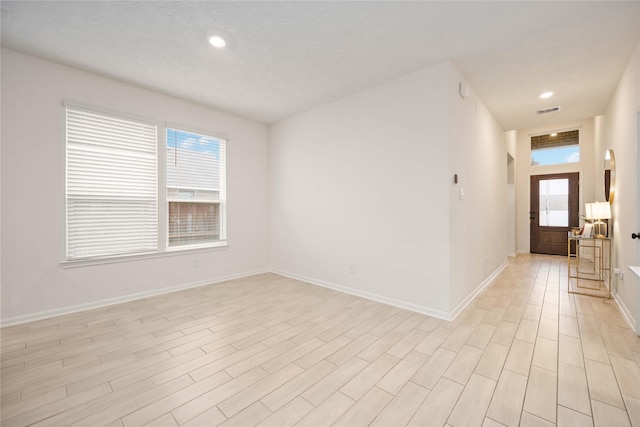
[604,149,615,204]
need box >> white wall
[506,130,518,257]
[0,48,3,324]
[506,130,517,159]
[447,65,508,312]
[1,49,270,324]
[600,39,640,331]
[593,115,606,201]
[515,118,596,253]
[270,63,451,316]
[270,60,508,317]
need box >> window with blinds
[66,106,158,259]
[166,128,226,247]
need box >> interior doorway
[530,172,579,256]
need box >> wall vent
[536,106,561,115]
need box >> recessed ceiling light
[208,35,226,48]
[539,91,554,99]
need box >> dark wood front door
[530,173,579,256]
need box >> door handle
[529,211,536,221]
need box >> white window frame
[62,103,228,268]
[164,125,227,251]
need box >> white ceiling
[1,1,639,130]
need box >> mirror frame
[604,149,615,204]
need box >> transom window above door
[531,130,579,166]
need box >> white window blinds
[166,128,226,247]
[66,106,158,259]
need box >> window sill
[60,242,228,269]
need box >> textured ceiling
[1,1,639,130]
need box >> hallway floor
[1,254,639,426]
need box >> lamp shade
[590,201,611,220]
[584,203,594,221]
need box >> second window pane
[166,128,226,247]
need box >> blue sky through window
[167,128,220,157]
[531,145,579,166]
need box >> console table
[567,234,611,298]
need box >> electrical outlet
[349,264,356,274]
[193,259,199,268]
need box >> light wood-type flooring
[2,254,640,426]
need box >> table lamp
[590,201,611,238]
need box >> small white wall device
[459,81,469,99]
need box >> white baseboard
[270,269,452,320]
[612,289,638,335]
[0,269,270,327]
[2,260,510,327]
[272,261,508,322]
[448,260,509,321]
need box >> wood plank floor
[2,254,640,426]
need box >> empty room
[2,1,640,426]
